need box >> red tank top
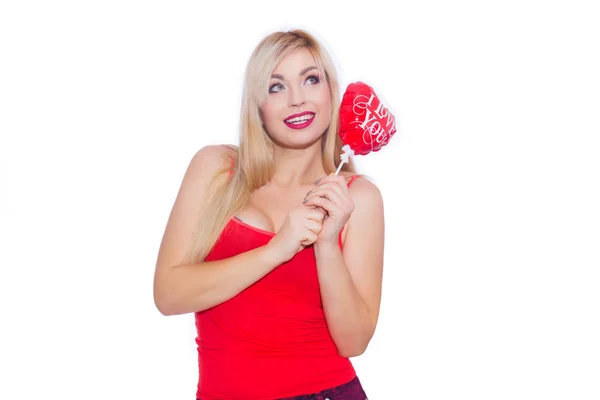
[194,175,360,400]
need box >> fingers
[303,195,334,215]
[300,230,319,247]
[304,218,323,235]
[305,187,344,206]
[304,182,346,206]
[308,181,346,197]
[302,205,328,221]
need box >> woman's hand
[265,204,327,264]
[303,173,355,246]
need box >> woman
[153,29,385,400]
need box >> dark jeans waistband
[197,375,368,400]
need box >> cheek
[261,98,285,122]
[316,87,332,112]
[318,96,332,118]
[260,103,275,124]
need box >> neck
[270,140,326,187]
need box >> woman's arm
[153,145,283,315]
[312,178,385,357]
[155,246,283,316]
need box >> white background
[1,1,599,399]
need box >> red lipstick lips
[283,111,315,130]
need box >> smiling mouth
[284,113,315,125]
[283,113,315,130]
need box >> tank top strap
[346,174,360,187]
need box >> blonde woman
[153,29,385,400]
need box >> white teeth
[286,114,314,124]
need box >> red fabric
[194,175,360,400]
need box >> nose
[287,85,306,108]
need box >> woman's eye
[269,75,319,93]
[305,75,320,85]
[269,83,284,93]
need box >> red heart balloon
[338,82,397,156]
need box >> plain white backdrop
[1,1,599,399]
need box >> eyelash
[269,75,320,93]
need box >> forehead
[272,47,317,76]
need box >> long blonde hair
[182,29,358,264]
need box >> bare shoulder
[188,144,237,174]
[154,144,236,272]
[347,175,384,208]
[345,175,384,237]
[175,143,238,221]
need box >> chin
[268,122,328,149]
[284,127,327,149]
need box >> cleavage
[235,186,309,234]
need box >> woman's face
[260,47,332,149]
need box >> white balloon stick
[335,144,355,176]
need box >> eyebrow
[271,66,318,80]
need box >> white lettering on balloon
[351,92,396,148]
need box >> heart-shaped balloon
[338,82,397,156]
